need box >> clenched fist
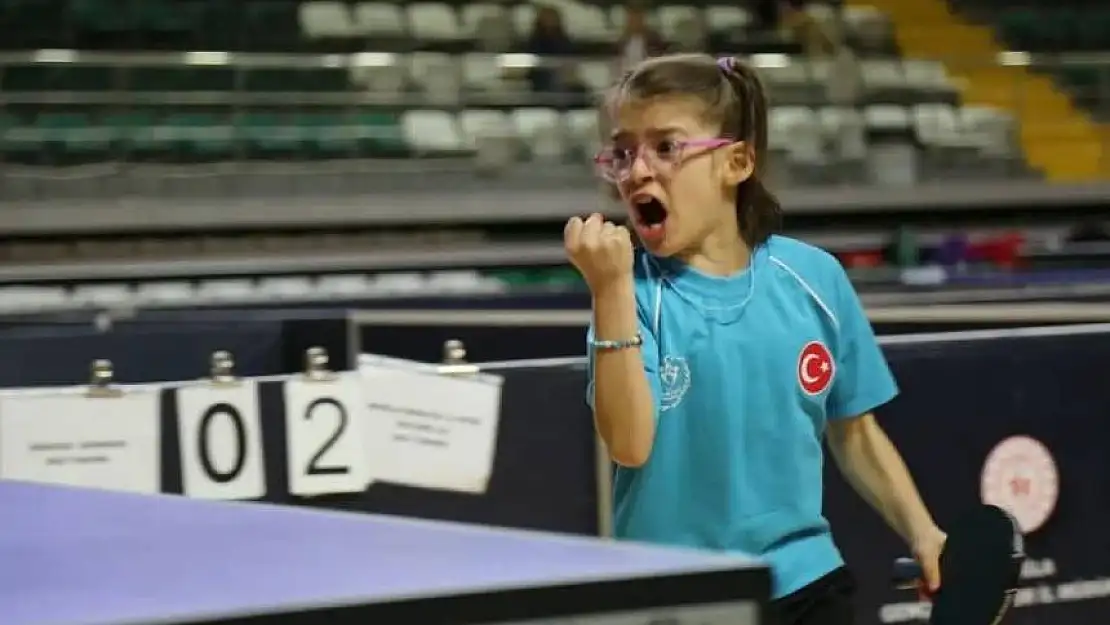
[564,213,634,292]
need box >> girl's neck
[679,227,752,277]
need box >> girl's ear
[721,140,755,188]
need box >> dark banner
[0,319,286,388]
[0,310,351,389]
[829,329,1110,624]
[431,327,1108,625]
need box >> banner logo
[798,341,835,396]
[981,435,1059,534]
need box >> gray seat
[819,106,868,183]
[402,110,466,155]
[410,53,461,105]
[913,103,982,180]
[511,108,565,163]
[770,106,829,185]
[349,53,409,99]
[863,105,917,187]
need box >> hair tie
[716,57,736,73]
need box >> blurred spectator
[825,44,863,107]
[670,12,709,53]
[1069,221,1110,243]
[526,5,575,58]
[752,0,782,31]
[524,6,591,106]
[617,5,667,73]
[779,0,838,58]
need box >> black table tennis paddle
[892,504,1025,625]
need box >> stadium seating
[0,0,1038,192]
[955,1,1110,118]
[854,0,1108,181]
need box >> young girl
[564,53,946,625]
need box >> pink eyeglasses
[593,138,734,183]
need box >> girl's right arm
[591,280,656,467]
[566,213,657,467]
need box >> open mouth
[630,196,668,246]
[633,196,668,229]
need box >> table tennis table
[1,481,770,625]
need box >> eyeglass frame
[592,137,737,183]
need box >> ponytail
[718,56,783,247]
[736,176,783,247]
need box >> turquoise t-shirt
[586,235,898,597]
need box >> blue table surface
[0,481,763,625]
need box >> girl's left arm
[826,415,946,591]
[825,414,945,553]
[823,256,946,590]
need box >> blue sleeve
[827,263,898,420]
[585,297,661,416]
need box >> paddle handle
[893,557,923,590]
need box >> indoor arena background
[1,0,1108,624]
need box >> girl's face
[608,97,745,258]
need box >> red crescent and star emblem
[798,341,835,395]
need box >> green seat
[355,112,406,156]
[1,114,44,157]
[243,0,299,47]
[3,63,116,91]
[299,68,351,92]
[135,0,201,32]
[63,65,116,90]
[107,112,228,160]
[2,126,46,159]
[126,67,186,91]
[241,68,299,92]
[299,113,358,157]
[997,11,1048,50]
[106,112,162,156]
[997,9,1089,52]
[2,64,84,91]
[193,0,248,49]
[243,68,349,92]
[1,64,50,91]
[0,113,28,156]
[1057,67,1100,91]
[111,113,237,161]
[4,0,69,46]
[126,66,235,91]
[1076,11,1110,51]
[71,0,139,33]
[240,114,308,156]
[191,67,237,91]
[173,114,236,159]
[38,113,113,158]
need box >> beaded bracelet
[589,334,644,351]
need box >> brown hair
[602,53,783,247]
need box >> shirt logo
[980,435,1059,535]
[798,341,835,395]
[659,355,691,411]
